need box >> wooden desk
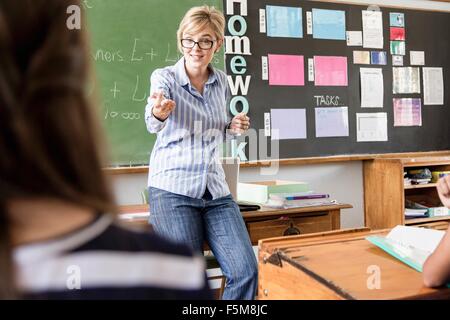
[118,203,352,245]
[258,228,450,300]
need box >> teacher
[144,6,257,300]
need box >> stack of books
[266,192,337,209]
[410,178,431,185]
[404,199,429,219]
[403,172,411,186]
[407,168,432,185]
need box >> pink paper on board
[314,56,348,86]
[268,54,304,86]
[393,98,422,126]
[390,27,405,40]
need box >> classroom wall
[110,0,450,229]
[111,162,364,228]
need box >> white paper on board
[423,67,444,105]
[356,112,388,142]
[410,51,425,66]
[392,55,403,66]
[308,58,314,82]
[264,112,271,136]
[362,10,383,49]
[259,9,266,33]
[261,56,268,80]
[307,11,313,35]
[360,68,384,108]
[347,31,363,46]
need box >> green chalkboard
[86,0,224,166]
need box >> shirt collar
[174,57,218,87]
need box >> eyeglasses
[181,38,215,50]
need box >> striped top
[15,214,212,299]
[145,57,232,200]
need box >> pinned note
[393,98,422,126]
[268,54,304,86]
[390,27,405,41]
[390,12,405,27]
[370,51,387,65]
[266,5,303,38]
[306,11,313,35]
[261,56,268,80]
[423,67,444,105]
[308,58,314,82]
[360,68,384,108]
[264,112,271,136]
[315,107,349,138]
[391,41,406,55]
[346,31,363,46]
[410,51,425,66]
[392,55,404,66]
[393,67,420,94]
[362,10,383,49]
[259,9,266,33]
[312,8,346,40]
[314,56,348,86]
[270,109,307,140]
[353,51,370,64]
[356,113,388,142]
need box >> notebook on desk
[366,225,447,280]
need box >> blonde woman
[145,6,257,299]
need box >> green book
[366,226,450,288]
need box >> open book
[366,226,444,272]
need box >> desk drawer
[247,213,332,243]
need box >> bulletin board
[224,0,450,162]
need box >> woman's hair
[176,6,225,53]
[0,0,116,298]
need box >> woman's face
[181,26,222,71]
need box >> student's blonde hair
[177,6,225,53]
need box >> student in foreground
[422,175,450,287]
[0,0,211,299]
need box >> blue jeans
[148,186,258,300]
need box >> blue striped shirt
[145,57,232,200]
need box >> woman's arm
[144,70,174,133]
[423,175,450,287]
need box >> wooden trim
[242,203,352,220]
[104,166,148,175]
[118,203,352,217]
[404,183,438,190]
[405,216,450,225]
[103,151,450,175]
[310,0,450,13]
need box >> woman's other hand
[229,112,250,135]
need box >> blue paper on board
[266,5,303,38]
[390,12,405,27]
[312,8,346,40]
